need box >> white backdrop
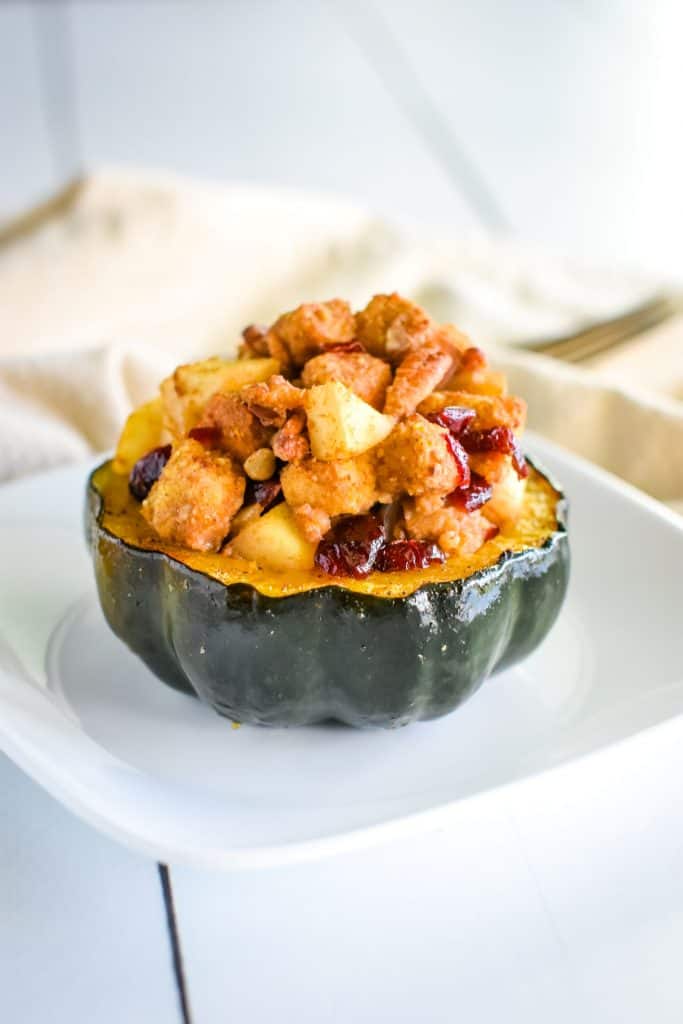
[2,0,683,276]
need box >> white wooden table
[2,3,683,1021]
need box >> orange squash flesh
[94,461,562,600]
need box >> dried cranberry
[448,471,493,512]
[375,540,445,573]
[461,426,528,479]
[315,515,386,579]
[322,339,367,354]
[188,425,221,447]
[461,425,510,453]
[252,477,283,511]
[427,405,476,437]
[129,445,172,501]
[427,406,473,485]
[443,433,471,488]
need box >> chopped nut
[271,411,310,462]
[244,447,277,481]
[241,374,305,427]
[383,341,455,419]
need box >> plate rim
[0,435,681,869]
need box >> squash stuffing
[87,293,569,727]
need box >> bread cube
[161,357,279,437]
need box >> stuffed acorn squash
[87,293,569,727]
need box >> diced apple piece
[478,457,527,526]
[113,396,163,474]
[161,357,279,437]
[230,503,316,572]
[304,381,395,461]
[230,502,264,535]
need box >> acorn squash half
[86,458,569,728]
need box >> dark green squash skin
[86,459,569,728]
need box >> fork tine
[533,295,671,359]
[556,298,678,364]
[531,294,679,363]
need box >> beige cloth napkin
[1,169,681,513]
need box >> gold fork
[526,292,681,363]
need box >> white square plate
[0,435,681,868]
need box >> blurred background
[2,0,683,278]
